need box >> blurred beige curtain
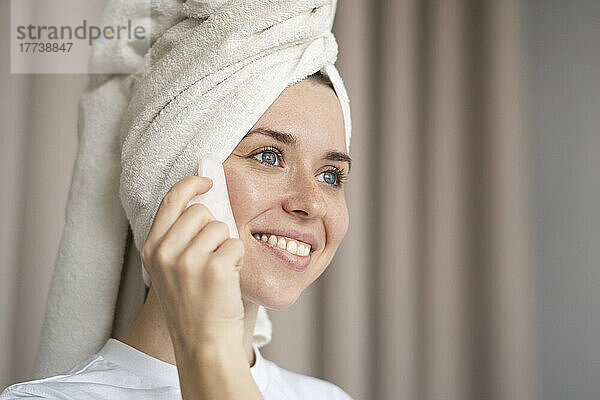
[265,0,537,399]
[1,0,536,399]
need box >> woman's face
[223,78,350,309]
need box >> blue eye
[317,171,338,185]
[253,150,280,166]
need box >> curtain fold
[266,1,536,399]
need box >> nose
[282,175,327,219]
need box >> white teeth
[268,235,278,246]
[277,236,287,249]
[302,245,310,256]
[253,232,312,257]
[286,240,297,255]
[298,244,307,256]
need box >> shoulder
[262,358,353,400]
[0,355,104,399]
[1,383,51,399]
[0,352,174,400]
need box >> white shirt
[1,339,353,399]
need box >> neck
[119,286,259,367]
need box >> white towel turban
[32,0,351,379]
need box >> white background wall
[527,0,600,399]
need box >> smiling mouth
[251,233,312,257]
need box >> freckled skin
[223,79,349,310]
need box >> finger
[145,176,213,249]
[177,221,232,266]
[210,238,245,270]
[159,203,217,258]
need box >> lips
[248,227,320,272]
[250,233,319,272]
[251,236,312,272]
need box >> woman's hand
[141,175,263,399]
[140,175,246,354]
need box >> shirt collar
[98,338,269,392]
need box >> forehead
[249,79,346,151]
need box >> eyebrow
[325,151,352,172]
[244,127,352,171]
[244,128,298,144]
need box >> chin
[239,268,306,310]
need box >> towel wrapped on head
[33,0,351,379]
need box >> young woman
[1,73,354,399]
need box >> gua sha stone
[185,153,239,239]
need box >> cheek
[324,196,349,247]
[223,166,267,228]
